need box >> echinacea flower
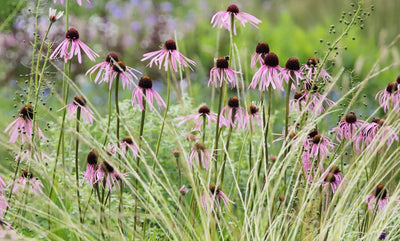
[4,104,44,144]
[11,170,43,194]
[48,8,64,22]
[84,149,99,186]
[50,28,98,63]
[220,96,246,130]
[299,82,336,114]
[97,161,123,189]
[241,104,262,130]
[174,105,218,131]
[208,57,239,88]
[86,53,119,85]
[366,184,390,211]
[250,41,269,69]
[60,95,94,124]
[53,0,90,6]
[200,184,234,211]
[323,165,343,194]
[131,75,166,111]
[290,91,307,114]
[249,52,284,91]
[331,112,365,142]
[120,136,139,157]
[188,142,213,170]
[305,134,334,159]
[15,145,50,163]
[179,185,189,195]
[141,39,195,72]
[375,82,400,112]
[281,57,303,88]
[211,4,261,35]
[110,61,140,90]
[301,56,332,83]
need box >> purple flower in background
[131,75,166,111]
[15,145,50,163]
[301,56,332,82]
[249,52,283,91]
[60,95,94,124]
[141,39,195,72]
[208,57,239,89]
[323,165,343,194]
[200,184,234,211]
[86,53,119,85]
[366,184,390,211]
[174,105,218,131]
[290,91,307,114]
[53,0,90,6]
[110,61,141,90]
[250,41,269,69]
[120,136,139,157]
[50,28,98,63]
[375,82,400,112]
[220,96,246,130]
[211,4,261,35]
[305,134,334,160]
[241,104,262,130]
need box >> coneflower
[110,61,140,90]
[60,95,94,124]
[249,52,284,91]
[11,170,43,194]
[97,161,124,190]
[366,184,390,211]
[84,149,99,186]
[131,75,166,111]
[375,82,400,112]
[250,41,269,69]
[174,105,219,131]
[301,56,332,82]
[220,96,246,130]
[211,4,261,35]
[331,112,365,142]
[281,57,303,88]
[53,0,90,6]
[119,136,139,157]
[241,104,262,130]
[208,57,239,89]
[200,184,234,211]
[323,167,342,194]
[48,8,64,22]
[189,142,213,170]
[86,53,119,85]
[50,28,98,63]
[305,133,334,159]
[15,145,50,163]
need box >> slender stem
[82,188,93,223]
[249,119,253,172]
[4,146,23,218]
[115,74,120,146]
[175,155,182,188]
[155,69,171,157]
[103,87,113,146]
[284,79,292,155]
[202,115,206,143]
[213,82,225,183]
[221,108,236,186]
[75,108,83,223]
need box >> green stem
[221,108,236,186]
[284,79,292,155]
[202,115,206,143]
[4,146,23,218]
[75,108,83,223]
[155,69,171,157]
[115,74,120,146]
[213,82,225,183]
[103,87,113,146]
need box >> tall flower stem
[213,82,225,183]
[134,95,146,239]
[115,74,120,146]
[75,107,83,223]
[221,108,236,186]
[103,87,113,146]
[284,79,293,156]
[155,68,171,157]
[4,146,23,218]
[202,115,207,143]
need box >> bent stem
[75,108,83,223]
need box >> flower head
[179,185,189,195]
[110,61,141,90]
[220,96,246,130]
[331,112,365,142]
[84,149,99,186]
[86,53,119,85]
[375,82,400,112]
[97,161,124,189]
[120,136,139,157]
[174,105,218,131]
[249,52,283,91]
[11,170,43,194]
[189,142,214,170]
[4,104,44,143]
[200,184,234,211]
[60,95,94,124]
[241,104,262,130]
[301,56,332,82]
[208,57,239,88]
[141,39,195,72]
[50,28,99,63]
[323,165,343,194]
[15,144,50,163]
[49,8,64,22]
[131,75,166,111]
[211,4,261,35]
[304,133,334,160]
[281,57,303,88]
[250,41,269,69]
[366,184,390,211]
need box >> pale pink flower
[249,52,283,91]
[109,61,141,90]
[189,142,213,170]
[53,0,90,6]
[208,57,239,89]
[250,41,269,69]
[290,91,307,114]
[97,161,124,190]
[220,96,246,130]
[59,95,93,124]
[375,82,400,112]
[331,112,365,142]
[174,105,218,131]
[141,39,195,72]
[211,4,261,35]
[11,170,43,194]
[132,75,166,111]
[281,57,303,89]
[179,185,189,195]
[240,104,262,130]
[301,148,324,183]
[120,136,139,157]
[307,92,336,114]
[15,145,50,163]
[0,194,8,216]
[84,149,99,186]
[0,177,6,194]
[366,184,390,211]
[48,8,64,22]
[301,56,332,82]
[4,105,44,144]
[86,53,119,85]
[200,184,234,211]
[304,134,334,160]
[50,28,98,63]
[322,166,343,194]
[273,124,297,144]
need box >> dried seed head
[264,52,279,67]
[329,165,340,174]
[113,61,127,73]
[325,173,335,183]
[270,155,277,162]
[307,56,319,67]
[312,134,322,144]
[226,4,239,14]
[186,134,197,142]
[255,41,270,54]
[209,184,220,194]
[74,95,87,106]
[173,150,181,158]
[66,28,79,40]
[248,104,259,115]
[164,39,177,50]
[345,112,357,124]
[87,149,99,166]
[21,169,33,179]
[308,128,318,138]
[20,104,34,120]
[194,142,206,152]
[378,118,385,126]
[375,184,387,199]
[105,53,119,64]
[289,131,296,139]
[285,57,300,71]
[294,91,304,100]
[386,82,398,93]
[198,105,211,115]
[138,75,153,89]
[371,117,381,124]
[122,136,133,144]
[216,57,229,69]
[101,161,114,173]
[228,96,239,108]
[278,195,285,202]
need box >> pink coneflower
[323,165,343,194]
[0,177,6,195]
[48,8,64,22]
[0,194,8,216]
[250,41,269,69]
[15,145,50,163]
[305,134,334,159]
[220,96,246,130]
[141,39,195,72]
[83,149,99,186]
[4,104,44,144]
[53,0,90,6]
[110,61,141,90]
[188,142,213,170]
[86,53,119,85]
[120,136,139,157]
[375,82,400,112]
[300,82,336,114]
[290,91,307,113]
[132,75,166,111]
[366,184,390,211]
[174,105,218,131]
[60,95,94,124]
[179,185,189,195]
[200,184,234,211]
[273,124,297,143]
[301,56,332,82]
[331,112,365,142]
[11,170,43,194]
[249,52,284,91]
[240,104,262,130]
[97,161,123,189]
[50,28,98,63]
[281,57,303,88]
[211,4,261,35]
[208,57,239,88]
